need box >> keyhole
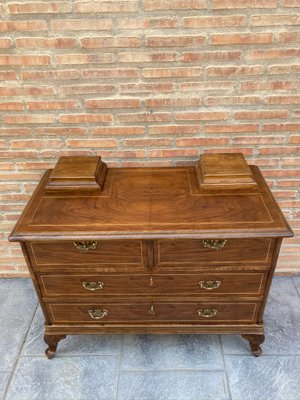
[149,304,155,315]
[149,276,154,287]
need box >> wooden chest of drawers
[9,154,293,358]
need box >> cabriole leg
[44,334,66,359]
[242,334,265,357]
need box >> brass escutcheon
[197,308,218,318]
[199,280,221,290]
[88,309,108,319]
[202,239,227,251]
[73,241,98,252]
[82,281,104,291]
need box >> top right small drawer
[156,238,275,266]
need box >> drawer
[39,272,267,297]
[48,301,259,324]
[156,238,274,266]
[28,240,146,269]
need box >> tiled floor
[0,277,300,400]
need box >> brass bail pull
[88,309,108,319]
[73,241,98,252]
[202,239,227,251]
[82,281,104,291]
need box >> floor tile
[5,356,119,400]
[292,275,300,297]
[225,355,300,400]
[0,373,10,400]
[117,370,229,400]
[120,334,223,371]
[221,277,300,355]
[23,306,122,356]
[0,279,38,371]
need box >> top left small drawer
[27,240,145,269]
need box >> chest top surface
[9,155,293,241]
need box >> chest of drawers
[9,153,293,358]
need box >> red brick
[120,83,173,93]
[142,67,201,78]
[0,151,39,159]
[119,52,177,63]
[146,36,206,47]
[0,86,55,96]
[28,101,80,110]
[233,136,285,144]
[22,70,80,80]
[180,81,234,91]
[118,113,172,123]
[212,0,276,8]
[16,37,76,48]
[117,18,179,29]
[36,127,88,136]
[284,0,300,6]
[0,102,24,111]
[176,137,229,146]
[0,39,12,48]
[10,139,62,149]
[92,127,145,135]
[0,128,31,136]
[205,96,260,106]
[249,48,300,61]
[66,139,117,148]
[149,149,199,157]
[268,64,300,74]
[282,158,300,166]
[85,99,141,109]
[123,138,172,147]
[148,125,201,135]
[41,150,94,158]
[279,32,300,43]
[205,124,259,133]
[175,112,229,121]
[146,98,201,108]
[83,69,139,79]
[56,54,114,64]
[0,71,17,80]
[0,21,47,32]
[81,37,141,48]
[184,16,245,28]
[265,95,300,105]
[293,110,300,118]
[75,2,138,13]
[8,2,72,13]
[251,15,299,26]
[51,19,113,31]
[59,114,112,124]
[289,136,300,144]
[0,55,50,66]
[61,85,115,95]
[235,111,288,119]
[183,51,241,63]
[149,18,179,28]
[4,115,56,124]
[144,0,208,10]
[212,33,272,45]
[241,81,298,91]
[206,65,263,76]
[258,147,300,155]
[263,123,300,132]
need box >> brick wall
[0,0,299,276]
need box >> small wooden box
[45,156,107,191]
[196,153,257,189]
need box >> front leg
[242,334,265,357]
[44,334,66,359]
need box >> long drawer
[39,272,267,297]
[156,238,274,266]
[47,301,259,324]
[28,240,146,269]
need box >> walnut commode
[9,153,293,359]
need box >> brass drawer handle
[197,308,218,318]
[88,309,108,319]
[73,241,98,252]
[202,239,227,251]
[82,281,104,291]
[199,280,221,290]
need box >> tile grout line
[219,334,233,400]
[115,334,124,400]
[3,303,39,400]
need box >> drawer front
[48,301,259,324]
[40,272,266,297]
[28,240,146,268]
[156,238,274,266]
